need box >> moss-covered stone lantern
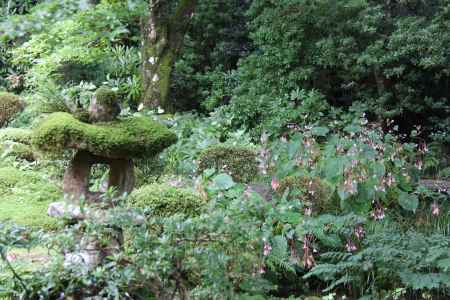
[32,87,177,203]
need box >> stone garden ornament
[32,87,176,269]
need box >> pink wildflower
[6,253,17,262]
[431,202,440,216]
[415,159,423,170]
[346,240,357,252]
[385,173,396,187]
[271,178,279,190]
[343,178,358,194]
[354,225,365,240]
[372,204,385,220]
[263,241,272,256]
[304,207,312,216]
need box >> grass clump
[197,144,258,183]
[128,183,205,218]
[32,112,177,158]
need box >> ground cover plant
[0,0,449,299]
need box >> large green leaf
[211,173,235,191]
[311,126,329,137]
[324,157,345,182]
[398,191,419,212]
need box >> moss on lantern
[32,112,177,159]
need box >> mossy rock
[32,112,177,159]
[128,183,205,218]
[95,86,117,107]
[277,176,335,212]
[89,87,121,122]
[0,92,24,127]
[0,128,32,144]
[197,144,258,183]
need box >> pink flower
[372,205,385,220]
[385,173,396,187]
[346,240,357,252]
[415,159,423,170]
[271,178,279,190]
[263,241,272,256]
[6,253,17,262]
[259,266,266,274]
[431,202,440,216]
[304,207,312,216]
[343,178,358,194]
[354,225,365,240]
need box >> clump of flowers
[346,239,357,252]
[372,202,385,220]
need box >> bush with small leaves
[128,183,205,218]
[0,128,32,144]
[0,92,24,127]
[197,144,258,183]
[277,176,335,213]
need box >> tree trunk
[142,0,196,112]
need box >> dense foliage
[229,0,450,140]
[0,0,448,299]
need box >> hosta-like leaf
[210,174,235,191]
[398,191,419,212]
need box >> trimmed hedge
[128,183,205,218]
[197,144,258,183]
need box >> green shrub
[277,176,335,213]
[0,92,24,127]
[197,144,258,183]
[306,222,450,297]
[1,142,36,161]
[95,86,118,107]
[0,128,32,144]
[230,0,450,139]
[128,183,205,218]
[0,166,23,190]
[0,129,37,161]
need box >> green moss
[0,128,32,144]
[277,176,335,212]
[0,166,61,230]
[32,112,177,158]
[197,144,258,183]
[73,109,90,123]
[95,86,117,106]
[0,129,37,161]
[2,142,36,161]
[0,166,23,189]
[0,92,24,127]
[128,183,205,218]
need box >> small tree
[141,0,196,112]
